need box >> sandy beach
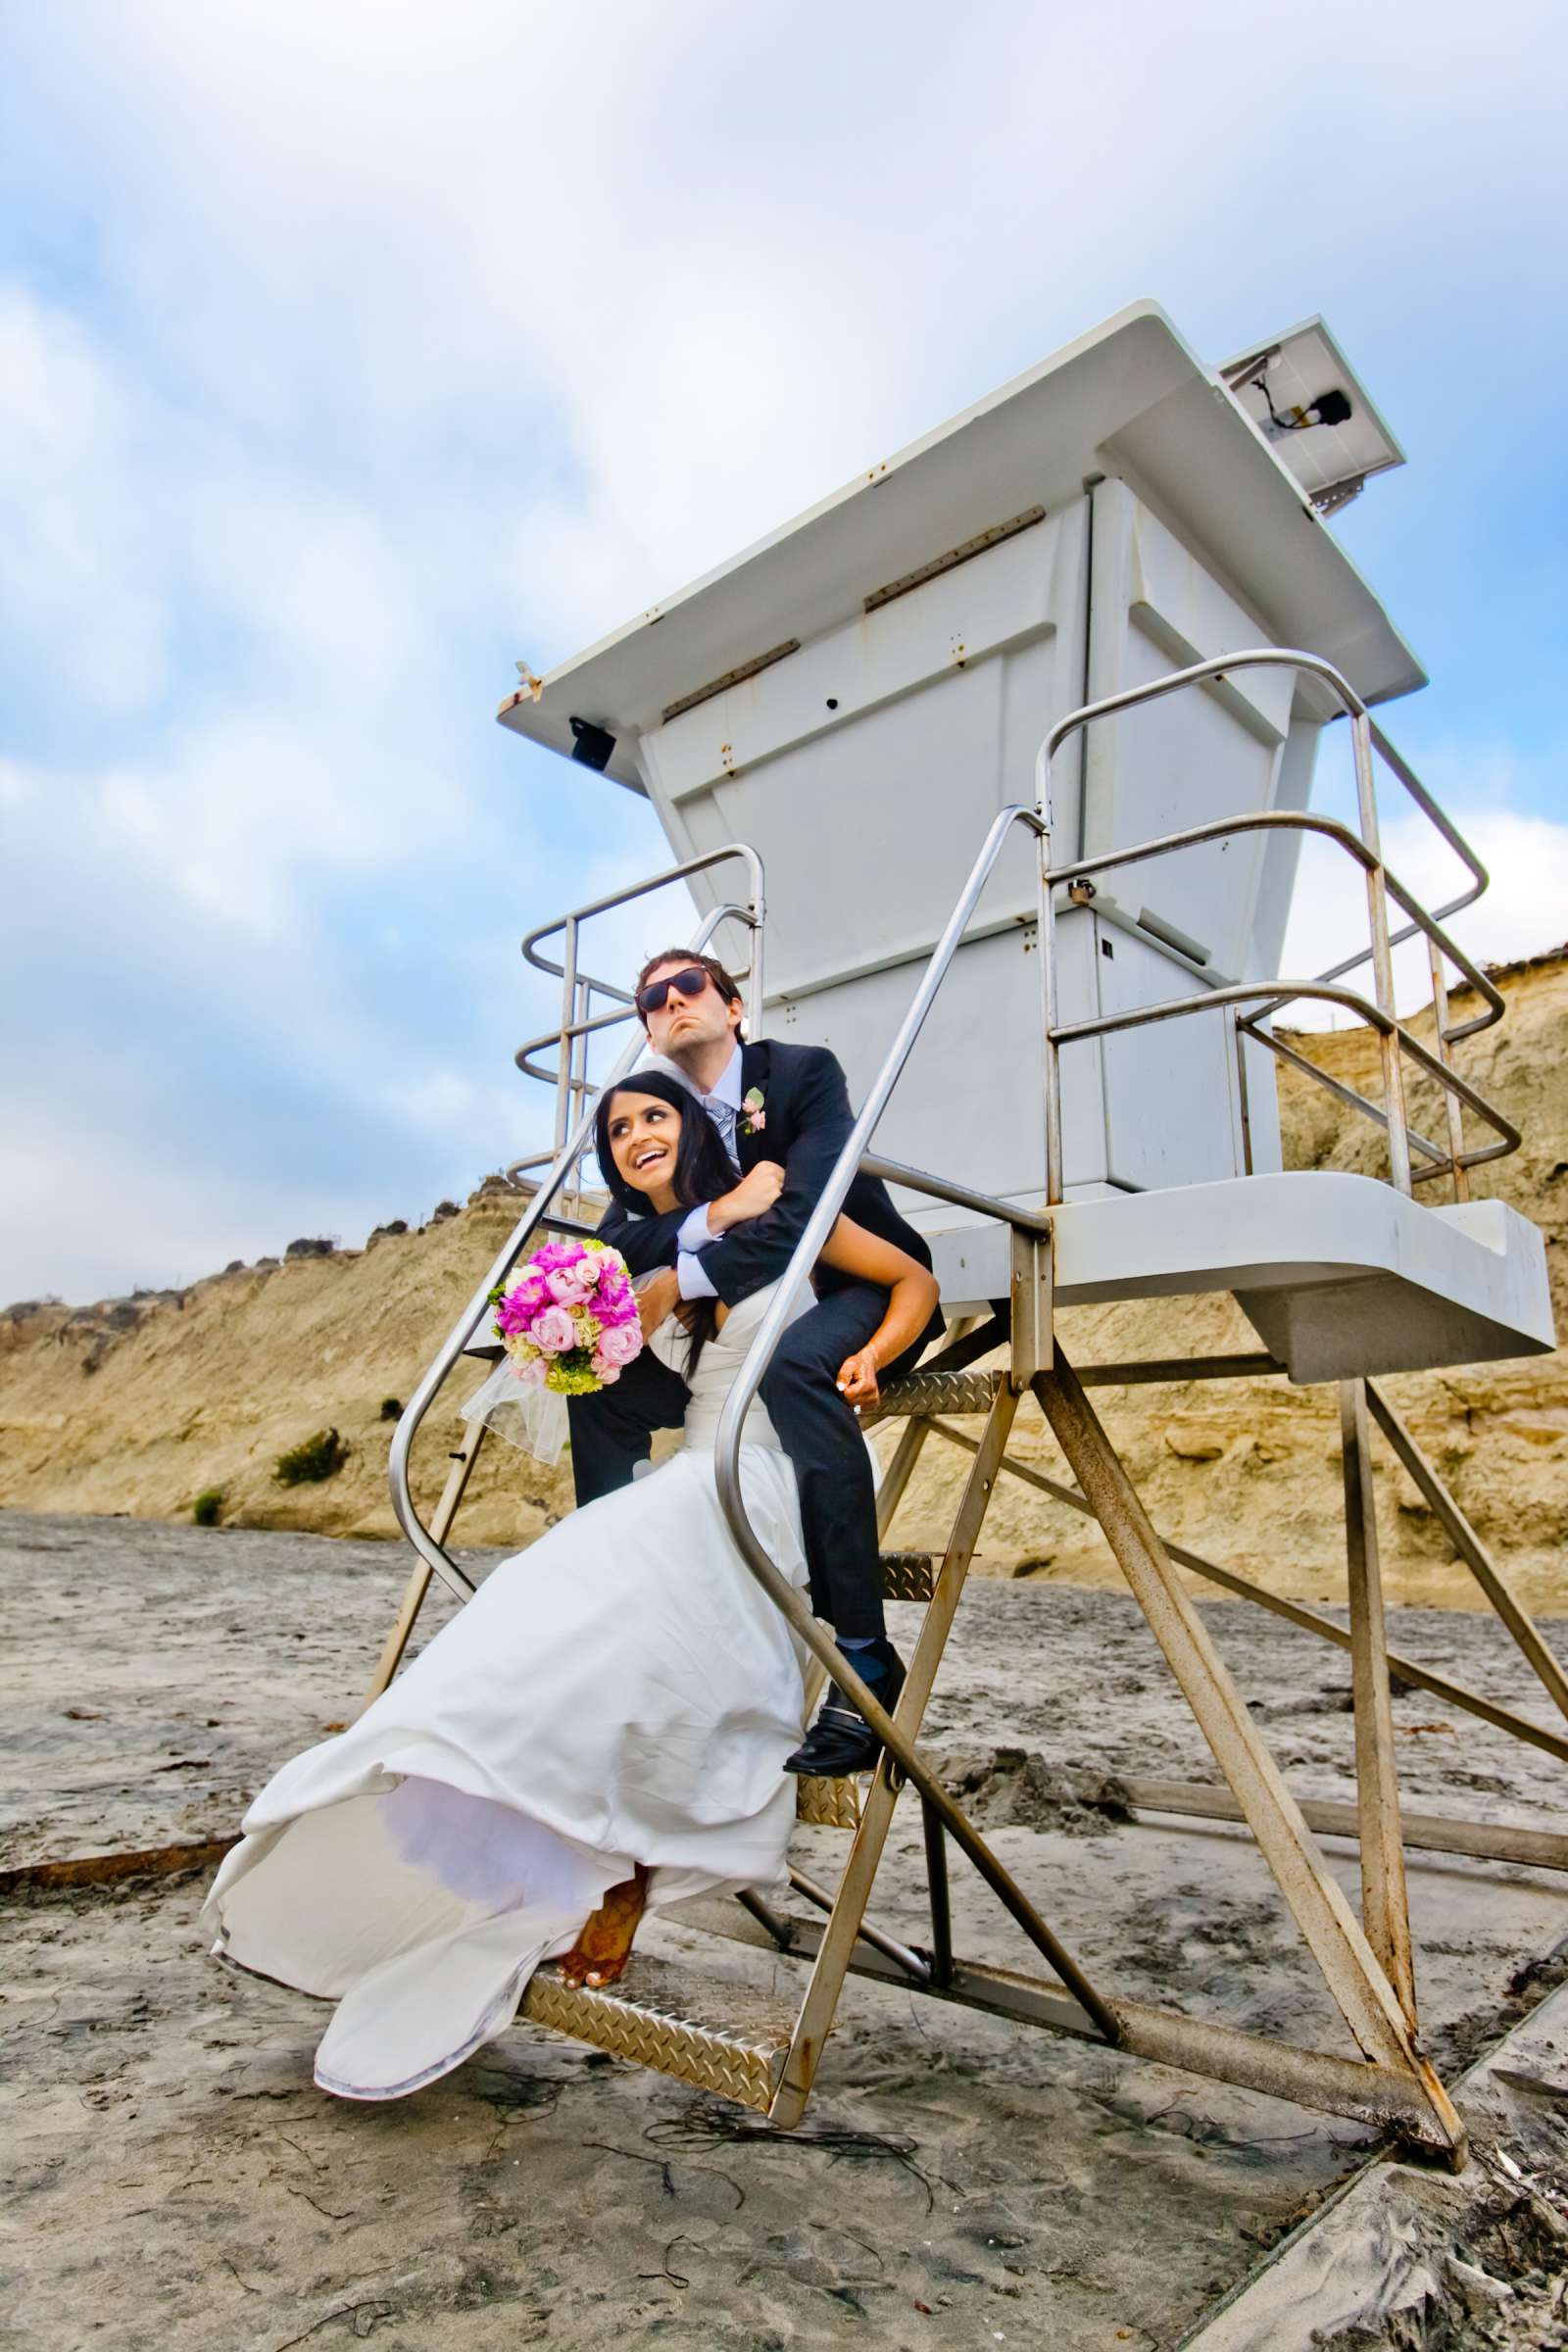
[5,1509,1565,2349]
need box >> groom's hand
[634,1265,681,1340]
[706,1159,786,1234]
[835,1348,881,1409]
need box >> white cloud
[0,285,171,714]
[2,0,1565,1301]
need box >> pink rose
[512,1350,549,1387]
[547,1263,596,1304]
[595,1320,643,1370]
[531,1304,577,1355]
[590,1357,622,1385]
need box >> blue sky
[2,0,1564,1304]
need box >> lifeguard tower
[379,304,1560,2165]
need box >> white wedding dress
[201,1286,813,2101]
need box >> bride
[201,1072,939,2102]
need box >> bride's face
[605,1090,683,1206]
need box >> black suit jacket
[597,1039,938,1318]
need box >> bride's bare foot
[557,1864,650,1990]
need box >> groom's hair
[633,947,743,1029]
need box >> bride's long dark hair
[593,1071,735,1378]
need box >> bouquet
[488,1238,644,1396]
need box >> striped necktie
[704,1093,742,1174]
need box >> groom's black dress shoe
[783,1640,906,1777]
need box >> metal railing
[1035,649,1516,1203]
[704,650,1517,1880]
[390,648,1517,1619]
[709,805,1065,1918]
[374,647,1525,2086]
[507,847,766,1207]
[385,845,766,1604]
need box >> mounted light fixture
[1219,318,1404,516]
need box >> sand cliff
[2,954,1563,1612]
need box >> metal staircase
[372,648,1562,2167]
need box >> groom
[566,947,944,1774]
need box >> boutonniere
[740,1085,767,1137]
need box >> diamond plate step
[879,1548,938,1602]
[795,1773,861,1826]
[791,1550,940,1827]
[520,1951,797,2114]
[862,1368,1003,1423]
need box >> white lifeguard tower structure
[381,304,1560,2164]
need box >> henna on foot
[557,1863,650,1990]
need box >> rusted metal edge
[660,638,801,724]
[1118,1780,1568,1872]
[863,506,1047,612]
[1,1836,237,1896]
[693,1902,1454,2149]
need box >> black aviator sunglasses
[635,964,712,1016]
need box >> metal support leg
[875,1418,932,1542]
[1032,1349,1463,2158]
[921,1799,954,1987]
[691,1897,1465,2149]
[787,1867,931,1984]
[924,1417,1568,1767]
[1341,1380,1417,2028]
[361,1421,487,1712]
[770,1384,1117,2126]
[1365,1382,1568,1727]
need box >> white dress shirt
[646,1044,744,1301]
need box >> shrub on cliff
[273,1429,348,1486]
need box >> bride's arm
[814,1216,940,1407]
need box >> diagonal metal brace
[1031,1347,1465,2159]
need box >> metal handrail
[1050,977,1520,1158]
[1035,646,1511,1200]
[1313,720,1491,1040]
[517,849,766,1152]
[399,651,1510,1629]
[514,904,758,1088]
[861,1152,1054,1231]
[386,850,766,1605]
[521,845,766,996]
[703,802,1134,2027]
[710,653,1516,1923]
[384,642,1516,2013]
[1035,814,1519,1171]
[1040,809,1505,1032]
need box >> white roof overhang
[499,301,1425,793]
